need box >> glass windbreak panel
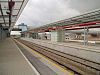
[2,10,8,15]
[0,1,23,9]
[0,18,3,21]
[0,20,4,23]
[5,24,9,26]
[1,24,5,26]
[4,17,9,21]
[6,23,9,26]
[14,2,22,9]
[12,16,17,19]
[0,0,8,2]
[11,18,16,22]
[5,20,9,23]
[11,19,16,22]
[13,0,23,1]
[0,2,8,9]
[0,0,23,1]
[12,10,19,15]
[3,15,9,18]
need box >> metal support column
[83,27,89,45]
[0,26,2,40]
[1,27,3,40]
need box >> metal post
[84,27,89,45]
[0,27,1,40]
[84,27,86,45]
[86,27,89,45]
[1,27,3,40]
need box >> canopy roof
[39,9,100,29]
[28,9,100,32]
[0,0,28,30]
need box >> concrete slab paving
[0,38,38,75]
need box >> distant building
[18,23,28,31]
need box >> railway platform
[0,38,39,75]
[18,38,100,75]
[21,38,100,63]
[0,38,72,75]
[0,37,99,75]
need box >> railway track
[16,39,100,75]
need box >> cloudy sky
[16,0,100,27]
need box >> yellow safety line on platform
[14,39,74,75]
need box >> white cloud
[16,0,81,27]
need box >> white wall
[11,31,21,35]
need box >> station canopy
[0,0,28,30]
[38,9,100,29]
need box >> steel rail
[16,39,100,75]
